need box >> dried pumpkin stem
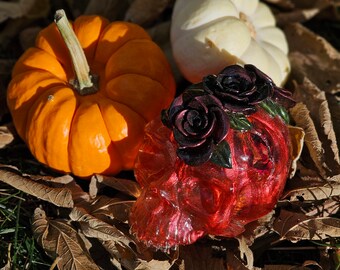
[54,9,97,95]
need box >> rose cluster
[162,64,295,166]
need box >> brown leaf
[0,166,74,208]
[293,79,340,169]
[289,103,325,175]
[70,206,133,245]
[285,23,340,95]
[70,206,144,270]
[84,0,131,21]
[0,0,37,22]
[263,265,310,270]
[90,174,141,199]
[262,0,294,9]
[32,208,99,270]
[179,243,227,270]
[0,125,15,149]
[288,126,305,178]
[135,259,173,270]
[305,198,340,217]
[236,236,254,270]
[226,250,248,270]
[87,195,134,223]
[273,209,340,242]
[282,178,340,201]
[124,0,171,26]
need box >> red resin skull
[129,65,293,250]
[130,109,291,249]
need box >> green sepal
[229,113,252,131]
[210,141,232,168]
[259,99,290,124]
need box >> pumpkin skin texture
[170,0,290,86]
[7,15,176,178]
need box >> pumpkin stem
[54,9,98,95]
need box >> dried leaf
[285,23,340,95]
[236,236,254,270]
[263,265,309,270]
[288,126,305,178]
[90,174,141,198]
[241,210,275,246]
[32,208,99,269]
[292,78,340,174]
[262,0,294,9]
[87,195,134,223]
[84,0,130,21]
[124,0,171,26]
[179,244,227,270]
[0,125,15,149]
[226,250,248,270]
[282,178,340,201]
[70,206,133,245]
[273,209,340,242]
[289,103,326,175]
[305,198,340,217]
[135,259,173,270]
[0,167,74,208]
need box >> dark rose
[203,64,295,114]
[162,89,229,166]
[244,64,296,109]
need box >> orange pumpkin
[7,10,176,178]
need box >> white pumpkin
[170,0,290,86]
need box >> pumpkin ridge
[97,92,149,123]
[94,22,151,65]
[104,39,174,88]
[26,85,76,171]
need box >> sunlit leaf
[0,167,74,208]
[288,125,305,178]
[32,208,99,270]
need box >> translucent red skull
[130,65,294,250]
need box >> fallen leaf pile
[0,0,339,269]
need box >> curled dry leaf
[290,103,325,175]
[236,236,254,270]
[273,209,340,242]
[124,0,171,26]
[32,208,99,270]
[0,166,74,208]
[290,77,340,178]
[70,206,133,247]
[288,126,305,178]
[70,206,141,270]
[90,174,141,199]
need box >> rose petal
[177,139,214,166]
